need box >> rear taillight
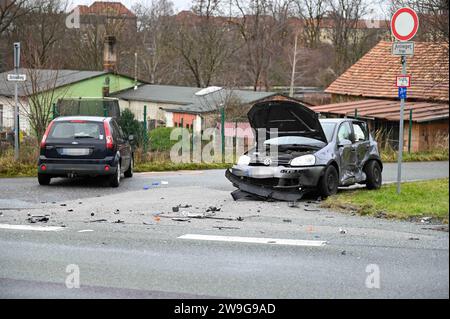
[40,121,54,148]
[103,120,114,149]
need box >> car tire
[109,162,121,188]
[124,157,133,178]
[318,165,339,198]
[365,160,382,190]
[38,173,51,186]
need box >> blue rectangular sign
[398,87,407,99]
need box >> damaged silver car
[225,100,383,201]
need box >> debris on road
[283,219,292,223]
[236,216,244,221]
[67,209,73,212]
[113,219,124,224]
[172,217,190,222]
[86,219,107,223]
[206,206,221,212]
[420,217,432,224]
[90,212,95,217]
[78,229,94,233]
[172,206,180,212]
[213,226,240,230]
[421,226,449,232]
[60,204,67,207]
[409,237,420,240]
[341,250,347,255]
[305,207,320,212]
[27,215,49,223]
[143,221,154,225]
[161,181,169,185]
[339,228,347,234]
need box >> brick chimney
[103,35,117,72]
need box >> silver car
[225,100,383,201]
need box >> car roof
[53,116,110,122]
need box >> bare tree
[294,0,328,48]
[0,0,34,36]
[133,0,177,84]
[170,0,236,87]
[232,0,292,91]
[11,0,68,68]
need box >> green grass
[381,149,449,162]
[323,178,449,222]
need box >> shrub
[118,109,146,147]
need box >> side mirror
[338,139,352,147]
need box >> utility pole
[13,42,20,160]
[289,33,298,98]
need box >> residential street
[0,161,448,298]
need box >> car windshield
[49,121,104,139]
[320,122,336,142]
[263,136,324,146]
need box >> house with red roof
[310,40,449,152]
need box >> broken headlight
[290,154,316,166]
[237,155,251,165]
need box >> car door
[336,121,357,184]
[352,121,371,175]
[111,120,131,172]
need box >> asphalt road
[0,161,448,298]
[0,161,448,208]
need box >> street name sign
[396,75,411,87]
[7,74,26,82]
[392,41,414,56]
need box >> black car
[225,100,383,201]
[38,116,133,187]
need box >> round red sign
[391,7,419,41]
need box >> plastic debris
[339,228,347,234]
[161,181,169,185]
[78,229,94,233]
[420,217,432,224]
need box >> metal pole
[289,33,298,98]
[221,106,225,162]
[408,108,413,154]
[397,56,406,194]
[13,43,20,160]
[354,108,358,119]
[143,105,147,153]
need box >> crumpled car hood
[247,100,328,144]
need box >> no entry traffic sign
[391,7,419,41]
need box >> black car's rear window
[49,121,105,140]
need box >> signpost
[12,43,21,160]
[391,7,419,194]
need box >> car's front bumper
[38,156,117,176]
[225,164,326,201]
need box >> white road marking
[0,224,65,232]
[178,234,327,247]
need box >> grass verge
[381,149,449,162]
[322,178,449,223]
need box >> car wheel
[38,173,51,186]
[318,165,339,198]
[365,160,382,190]
[109,162,121,188]
[124,157,133,178]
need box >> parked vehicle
[38,116,133,187]
[225,100,383,201]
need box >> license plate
[61,148,90,156]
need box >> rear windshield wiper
[74,135,95,138]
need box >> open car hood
[247,100,328,144]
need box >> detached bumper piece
[225,169,307,202]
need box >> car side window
[337,122,352,142]
[111,120,123,140]
[353,122,368,142]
